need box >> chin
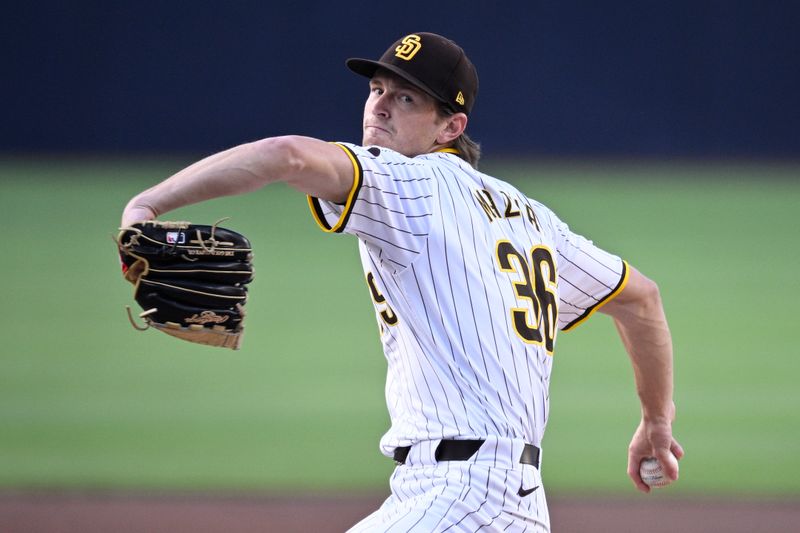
[363,127,393,145]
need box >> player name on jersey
[473,188,542,231]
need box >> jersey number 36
[496,240,558,354]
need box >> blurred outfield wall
[3,1,799,159]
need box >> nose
[371,92,390,118]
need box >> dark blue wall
[4,1,799,158]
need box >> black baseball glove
[116,220,254,349]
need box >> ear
[436,113,468,145]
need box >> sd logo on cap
[395,34,423,61]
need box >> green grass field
[1,157,798,498]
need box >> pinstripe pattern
[308,143,625,531]
[348,438,549,532]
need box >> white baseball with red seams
[640,456,678,488]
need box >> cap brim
[346,57,447,107]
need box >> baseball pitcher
[120,32,683,532]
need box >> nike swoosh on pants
[517,485,539,497]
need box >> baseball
[639,455,677,488]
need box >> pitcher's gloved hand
[116,220,254,350]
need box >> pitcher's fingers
[671,439,685,460]
[627,457,652,493]
[655,449,680,481]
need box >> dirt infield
[1,490,798,532]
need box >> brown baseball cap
[346,32,479,115]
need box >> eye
[399,94,414,104]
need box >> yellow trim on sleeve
[562,260,630,332]
[306,143,362,234]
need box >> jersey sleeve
[551,214,629,331]
[307,143,436,272]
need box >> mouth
[364,124,391,136]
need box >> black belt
[393,439,540,469]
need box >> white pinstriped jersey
[309,143,628,458]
